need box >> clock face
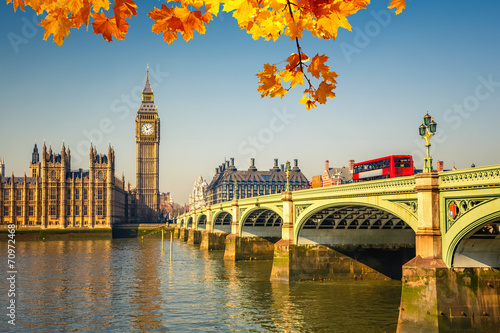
[141,123,154,135]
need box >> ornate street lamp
[233,180,238,200]
[419,110,438,173]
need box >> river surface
[0,238,402,332]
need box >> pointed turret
[142,64,153,100]
[0,156,5,178]
[32,143,39,164]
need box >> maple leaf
[7,0,24,12]
[282,69,304,88]
[71,0,91,29]
[388,0,406,15]
[285,52,309,71]
[257,63,286,98]
[91,12,126,42]
[174,7,209,41]
[40,8,74,46]
[91,0,110,12]
[299,94,317,110]
[149,5,181,44]
[314,81,336,104]
[307,54,330,79]
[114,0,137,30]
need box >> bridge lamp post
[285,160,291,192]
[419,111,437,173]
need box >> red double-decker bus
[353,155,414,182]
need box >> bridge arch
[239,206,283,238]
[187,216,193,229]
[212,210,232,234]
[179,218,185,228]
[443,198,500,267]
[196,214,208,230]
[294,200,417,246]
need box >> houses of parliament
[0,69,161,228]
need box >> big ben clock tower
[135,65,160,220]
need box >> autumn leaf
[6,0,24,12]
[40,8,74,46]
[114,0,137,29]
[256,63,280,98]
[7,0,409,109]
[72,0,91,29]
[308,54,330,79]
[299,94,317,110]
[388,0,406,15]
[91,12,126,42]
[91,0,111,13]
[314,81,336,104]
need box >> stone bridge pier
[223,199,278,261]
[397,173,500,332]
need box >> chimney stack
[325,160,330,171]
[248,158,257,171]
[437,161,444,172]
[348,159,355,173]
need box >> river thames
[1,238,402,332]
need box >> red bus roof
[353,155,413,166]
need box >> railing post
[414,172,442,259]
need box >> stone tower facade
[135,66,161,221]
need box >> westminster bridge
[176,166,500,332]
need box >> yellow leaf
[314,81,336,104]
[308,54,329,79]
[388,0,406,15]
[299,94,317,110]
[40,8,74,46]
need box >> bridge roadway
[177,165,500,332]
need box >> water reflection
[0,239,401,332]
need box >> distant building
[311,175,323,188]
[0,157,4,178]
[0,142,135,228]
[189,176,208,210]
[322,160,352,186]
[207,158,309,205]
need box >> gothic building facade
[189,176,208,210]
[0,143,135,228]
[206,158,310,205]
[0,67,163,228]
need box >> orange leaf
[71,0,91,29]
[40,8,74,46]
[282,69,304,89]
[7,0,24,12]
[91,0,110,12]
[314,81,336,104]
[388,0,406,15]
[308,54,330,79]
[91,12,125,42]
[299,94,317,110]
[256,63,286,98]
[149,4,182,44]
[114,0,137,29]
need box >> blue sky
[1,1,499,204]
